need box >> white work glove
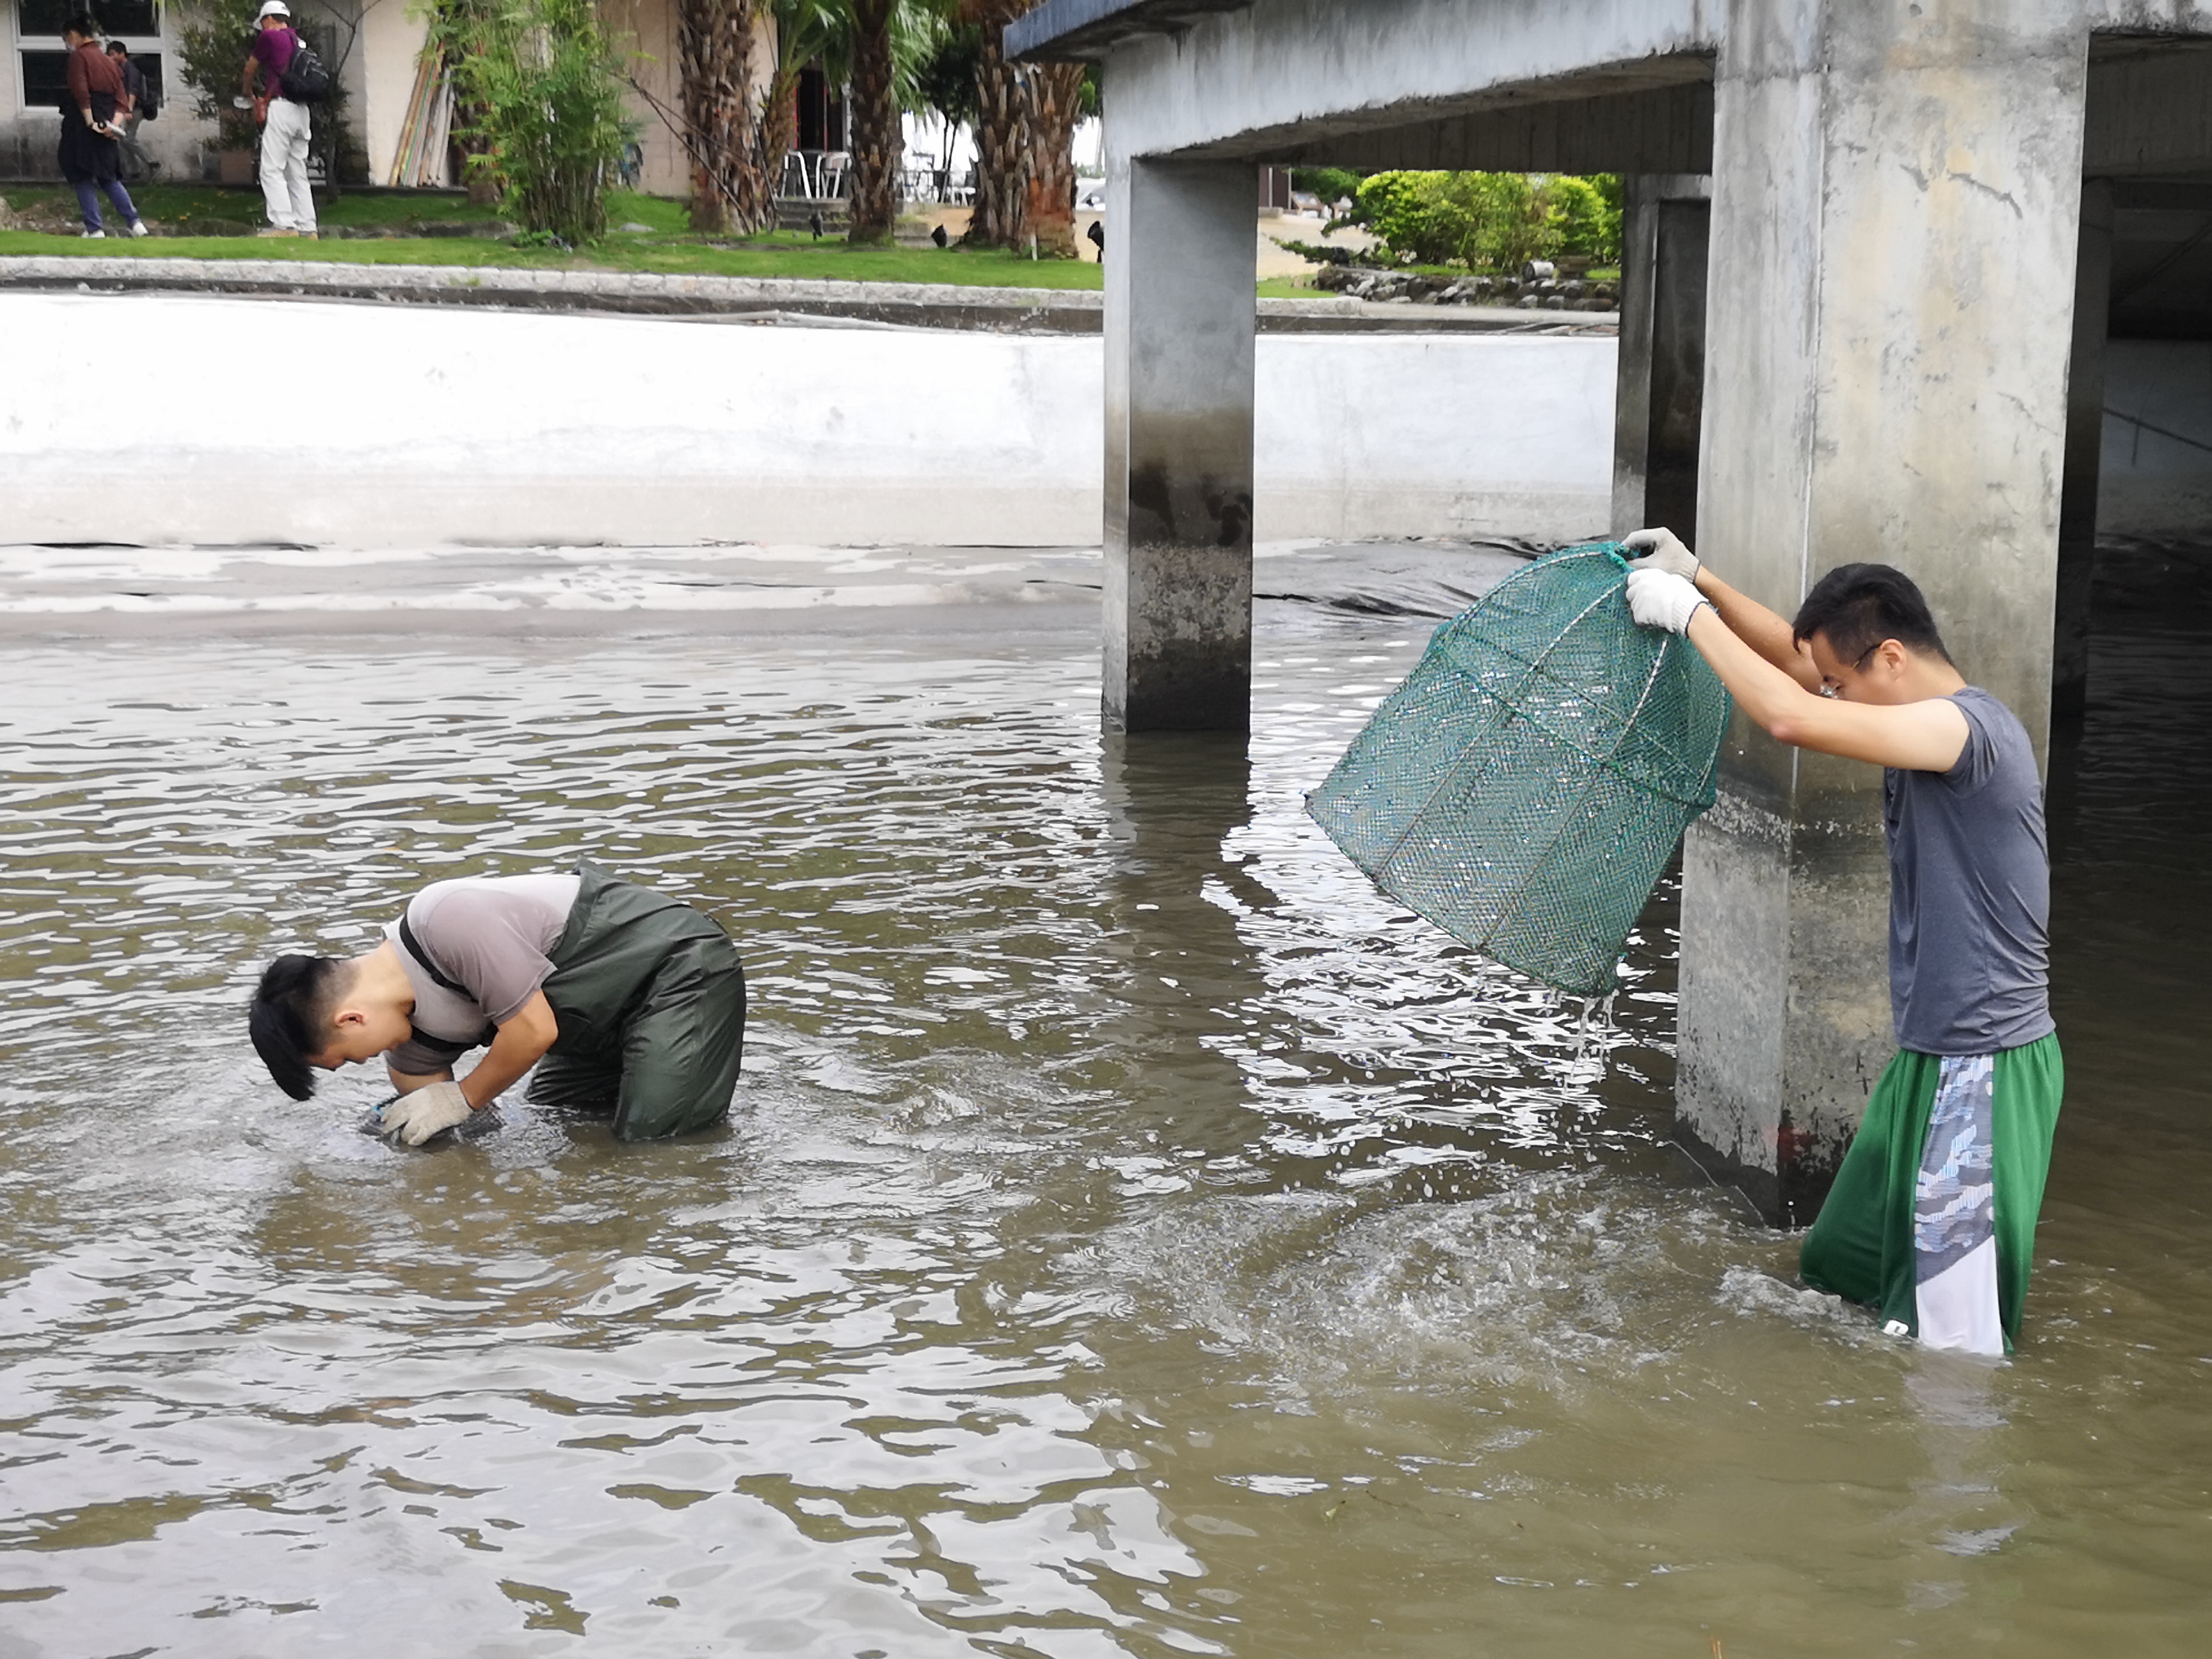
[377,1080,475,1147]
[1622,526,1699,581]
[1625,568,1711,635]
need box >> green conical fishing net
[1307,540,1731,997]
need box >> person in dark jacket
[249,861,748,1146]
[57,18,146,238]
[106,41,153,183]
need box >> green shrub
[431,0,630,245]
[1546,173,1623,261]
[1292,166,1364,206]
[176,0,268,153]
[1346,170,1623,272]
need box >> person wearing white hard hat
[240,0,317,237]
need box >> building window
[21,47,161,110]
[17,0,164,115]
[18,0,161,36]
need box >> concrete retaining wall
[0,291,1615,549]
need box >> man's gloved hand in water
[378,1081,475,1147]
[1622,526,1700,582]
[1626,568,1711,636]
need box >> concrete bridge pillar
[1679,2,2089,1224]
[1102,155,1258,733]
[2053,176,2113,722]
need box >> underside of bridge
[1011,0,2212,1225]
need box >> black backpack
[279,37,331,104]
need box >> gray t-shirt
[381,873,580,1075]
[1883,687,2053,1056]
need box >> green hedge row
[1293,169,1623,272]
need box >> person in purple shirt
[241,0,316,237]
[1625,530,2062,1358]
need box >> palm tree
[845,0,900,242]
[678,0,772,233]
[960,0,1087,253]
[846,1,955,243]
[962,0,1027,249]
[1021,58,1086,257]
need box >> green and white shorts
[1799,1034,2063,1356]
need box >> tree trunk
[679,0,770,235]
[756,63,800,213]
[1022,61,1084,258]
[964,1,1085,255]
[846,0,899,244]
[964,0,1029,249]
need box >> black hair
[64,14,99,38]
[1791,562,1952,667]
[249,954,348,1100]
[105,39,127,52]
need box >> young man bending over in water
[250,860,745,1144]
[1623,531,2059,1357]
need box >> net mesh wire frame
[1307,540,1731,998]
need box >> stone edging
[0,255,1616,335]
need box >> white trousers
[260,98,317,233]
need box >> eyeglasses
[1817,642,1886,698]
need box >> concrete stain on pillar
[1128,460,1253,551]
[1115,540,1255,733]
[1112,411,1255,732]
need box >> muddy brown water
[0,548,2205,1656]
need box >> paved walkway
[0,255,1614,335]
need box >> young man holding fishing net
[1623,529,2058,1358]
[249,861,746,1145]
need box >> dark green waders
[525,861,746,1140]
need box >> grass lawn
[0,185,1110,289]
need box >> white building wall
[354,0,427,187]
